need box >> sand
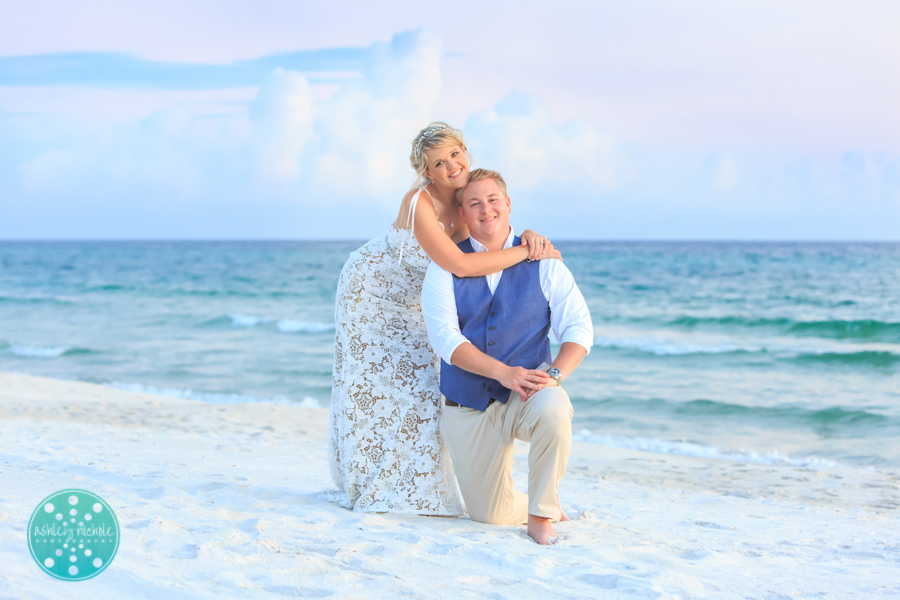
[1,371,898,599]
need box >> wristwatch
[547,367,563,387]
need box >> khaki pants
[440,371,573,525]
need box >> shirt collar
[470,227,516,253]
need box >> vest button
[490,312,496,317]
[488,341,494,346]
[487,387,493,392]
[488,326,494,331]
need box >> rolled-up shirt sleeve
[421,262,469,363]
[541,260,594,354]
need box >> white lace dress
[328,190,464,515]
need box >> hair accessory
[414,124,451,162]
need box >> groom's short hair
[455,168,508,206]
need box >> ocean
[2,240,898,467]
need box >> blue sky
[1,0,898,240]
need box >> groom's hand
[497,367,551,401]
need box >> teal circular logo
[27,489,119,581]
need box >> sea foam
[592,335,757,356]
[574,429,840,468]
[591,332,900,364]
[9,345,71,358]
[229,313,272,327]
[668,316,900,343]
[276,320,335,334]
[105,381,321,407]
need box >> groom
[421,168,593,545]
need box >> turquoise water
[2,241,899,467]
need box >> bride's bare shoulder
[394,188,435,229]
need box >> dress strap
[398,188,429,266]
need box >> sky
[0,0,898,240]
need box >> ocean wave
[229,313,270,327]
[573,430,840,468]
[575,396,894,432]
[667,316,900,343]
[105,381,322,407]
[592,335,758,356]
[667,399,892,427]
[591,333,900,366]
[198,315,333,332]
[788,319,900,342]
[7,345,94,358]
[791,350,900,368]
[0,294,74,305]
[276,320,335,334]
[83,284,135,292]
[175,289,304,298]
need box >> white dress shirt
[421,227,594,364]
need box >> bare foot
[556,495,569,522]
[527,514,559,546]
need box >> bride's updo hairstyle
[410,122,472,187]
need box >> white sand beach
[1,371,898,599]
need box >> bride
[329,123,561,514]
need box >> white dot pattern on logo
[28,490,119,581]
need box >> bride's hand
[538,245,563,262]
[520,229,551,261]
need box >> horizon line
[1,238,899,244]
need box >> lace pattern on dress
[328,187,463,514]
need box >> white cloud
[307,30,443,201]
[0,86,256,124]
[5,30,446,211]
[2,25,899,240]
[249,69,315,180]
[464,92,629,194]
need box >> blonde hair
[454,168,508,206]
[409,122,471,187]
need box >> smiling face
[457,177,512,247]
[423,145,469,190]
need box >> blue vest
[440,236,552,411]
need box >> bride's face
[424,145,469,190]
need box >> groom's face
[457,178,511,242]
